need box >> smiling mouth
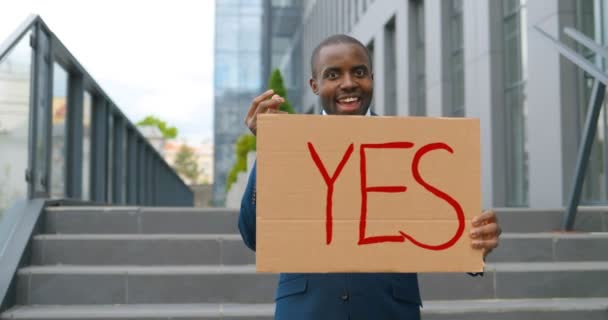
[336,96,361,113]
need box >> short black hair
[310,34,372,78]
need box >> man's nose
[340,74,357,90]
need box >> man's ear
[371,72,374,81]
[309,78,319,95]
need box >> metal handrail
[534,26,608,230]
[564,27,608,61]
[0,15,193,206]
[534,26,608,86]
[0,15,37,64]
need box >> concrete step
[0,303,275,319]
[487,232,608,262]
[16,265,277,306]
[30,232,608,267]
[44,206,608,234]
[44,207,239,234]
[419,261,608,301]
[15,263,608,305]
[494,207,608,233]
[3,298,608,320]
[422,298,608,320]
[30,234,255,266]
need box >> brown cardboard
[256,114,482,273]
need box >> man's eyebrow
[351,64,369,70]
[321,66,340,74]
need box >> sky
[0,0,216,145]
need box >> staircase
[0,206,275,319]
[1,206,607,319]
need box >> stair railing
[0,15,193,207]
[534,26,608,230]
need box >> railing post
[112,116,125,204]
[127,129,137,205]
[66,72,84,199]
[91,97,108,203]
[564,80,606,230]
[29,20,53,198]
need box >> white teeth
[340,97,358,103]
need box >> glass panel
[50,63,68,198]
[0,30,32,216]
[410,0,426,116]
[238,52,261,90]
[503,0,528,206]
[505,87,529,206]
[449,0,464,117]
[82,91,92,201]
[503,0,519,15]
[238,16,261,52]
[214,52,239,91]
[216,16,239,51]
[384,18,397,116]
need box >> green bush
[225,68,296,192]
[226,134,257,191]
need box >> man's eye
[327,71,338,79]
[354,69,366,77]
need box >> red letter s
[399,143,465,251]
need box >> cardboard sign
[256,114,482,273]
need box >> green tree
[226,134,256,191]
[137,115,178,139]
[173,144,200,184]
[225,69,296,191]
[268,68,296,114]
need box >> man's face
[309,43,373,115]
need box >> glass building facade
[261,0,303,112]
[213,0,264,205]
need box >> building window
[503,0,528,206]
[384,16,397,116]
[367,40,375,113]
[447,0,464,117]
[409,0,426,116]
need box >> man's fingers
[470,223,500,239]
[472,238,499,250]
[247,89,275,119]
[472,210,497,227]
[256,96,284,115]
[266,109,288,114]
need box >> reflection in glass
[503,0,528,206]
[82,92,92,201]
[0,31,32,216]
[50,63,68,198]
[448,0,465,117]
[409,0,426,116]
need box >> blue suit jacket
[239,162,422,320]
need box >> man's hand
[470,210,501,259]
[245,89,287,135]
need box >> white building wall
[527,0,579,208]
[462,0,508,208]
